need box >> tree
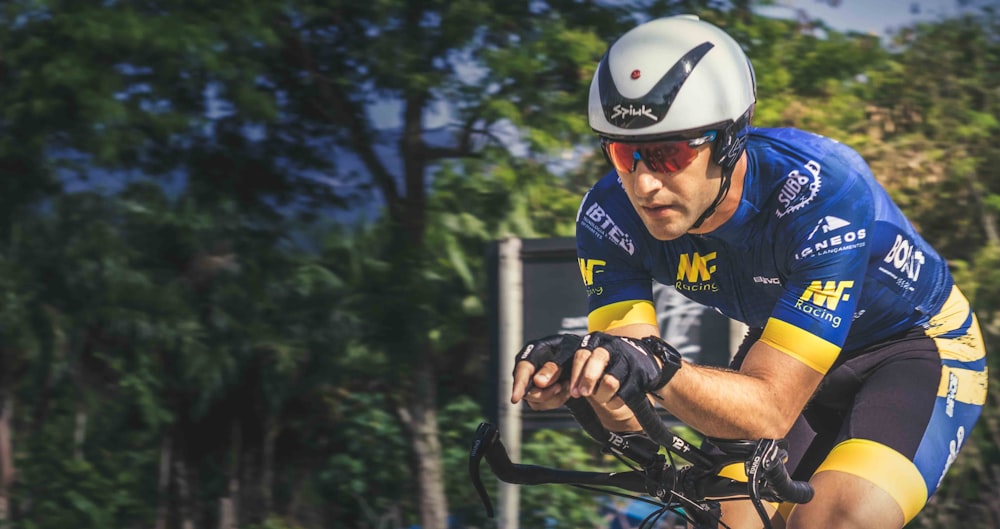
[0,0,627,525]
[1,1,998,527]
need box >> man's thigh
[718,470,905,529]
[784,470,905,529]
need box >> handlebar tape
[761,444,815,504]
[622,390,714,468]
[564,398,612,443]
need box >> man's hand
[570,332,682,403]
[586,394,645,432]
[510,334,582,409]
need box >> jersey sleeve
[575,186,658,332]
[759,161,875,374]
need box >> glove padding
[579,331,682,400]
[513,334,583,382]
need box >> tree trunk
[395,358,448,529]
[219,420,240,529]
[175,454,196,529]
[261,417,278,515]
[155,435,172,529]
[0,394,14,521]
[966,170,1000,245]
[73,405,87,461]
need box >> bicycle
[469,396,814,529]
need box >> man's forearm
[656,362,793,439]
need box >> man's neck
[689,153,747,235]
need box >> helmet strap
[690,107,751,230]
[690,163,733,229]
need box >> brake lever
[469,422,498,517]
[746,439,780,529]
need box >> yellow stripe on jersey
[587,300,657,332]
[814,439,928,523]
[760,317,841,374]
[938,365,988,406]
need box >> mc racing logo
[578,258,606,296]
[675,252,719,293]
[794,280,854,328]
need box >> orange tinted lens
[603,140,698,173]
[640,141,697,173]
[605,142,639,173]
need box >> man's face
[616,143,718,240]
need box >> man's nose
[633,162,663,195]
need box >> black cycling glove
[579,331,683,398]
[513,333,583,382]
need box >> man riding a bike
[511,15,987,529]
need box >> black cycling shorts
[726,286,987,523]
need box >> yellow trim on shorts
[587,300,657,332]
[814,438,927,523]
[926,285,971,336]
[938,365,988,405]
[715,463,781,517]
[776,501,796,521]
[717,462,746,482]
[760,317,841,374]
[927,286,986,363]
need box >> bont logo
[883,234,925,282]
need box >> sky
[757,0,975,35]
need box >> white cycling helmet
[588,14,756,226]
[589,14,756,149]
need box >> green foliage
[246,516,308,529]
[860,11,1000,262]
[0,1,996,529]
[15,406,158,528]
[440,398,501,528]
[324,392,412,528]
[518,429,615,528]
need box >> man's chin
[644,222,688,241]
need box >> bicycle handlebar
[470,397,814,528]
[622,389,813,506]
[482,338,814,527]
[469,422,652,517]
[758,438,815,504]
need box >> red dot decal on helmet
[631,69,641,80]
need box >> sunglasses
[600,131,717,174]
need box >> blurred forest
[0,0,998,528]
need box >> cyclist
[510,14,987,529]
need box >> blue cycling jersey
[576,127,953,373]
